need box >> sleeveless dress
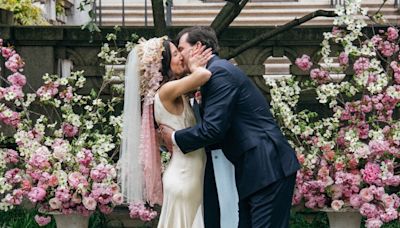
[154,93,206,228]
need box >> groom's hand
[159,124,175,152]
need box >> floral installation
[266,0,400,227]
[0,29,127,226]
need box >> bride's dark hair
[160,40,174,85]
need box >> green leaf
[90,89,97,99]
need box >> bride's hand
[188,45,213,73]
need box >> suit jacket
[175,55,300,199]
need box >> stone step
[98,7,399,17]
[98,1,397,10]
[98,15,399,26]
[96,1,400,26]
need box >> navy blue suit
[175,56,300,228]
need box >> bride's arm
[158,47,212,102]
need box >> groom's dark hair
[175,26,219,54]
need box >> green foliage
[0,0,48,25]
[0,207,108,228]
[290,211,329,228]
[55,0,65,17]
[78,0,101,33]
[0,207,56,228]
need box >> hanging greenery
[0,0,48,25]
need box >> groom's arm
[174,65,239,153]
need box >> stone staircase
[96,0,400,27]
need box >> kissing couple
[119,26,300,228]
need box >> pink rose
[360,203,378,218]
[59,86,73,102]
[378,41,399,57]
[295,54,313,71]
[387,27,399,41]
[365,218,383,228]
[62,123,78,138]
[310,68,329,84]
[1,47,15,58]
[112,193,123,205]
[338,52,349,66]
[350,194,363,208]
[28,187,46,203]
[110,183,120,194]
[6,85,24,99]
[331,200,344,211]
[359,188,374,202]
[55,187,71,203]
[362,162,381,185]
[5,168,22,184]
[380,208,398,222]
[68,172,88,189]
[49,197,62,210]
[5,54,24,72]
[353,57,370,75]
[83,196,97,210]
[34,215,51,227]
[4,149,19,164]
[381,194,395,208]
[7,72,26,87]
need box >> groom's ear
[194,41,202,49]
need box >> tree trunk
[210,0,249,37]
[151,0,167,36]
[223,10,337,59]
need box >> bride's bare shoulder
[158,81,176,102]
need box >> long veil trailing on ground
[119,47,143,203]
[119,38,164,206]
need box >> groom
[160,26,300,228]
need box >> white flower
[109,116,122,127]
[368,129,385,140]
[67,114,81,127]
[331,200,344,211]
[345,129,358,143]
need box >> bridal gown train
[154,93,206,228]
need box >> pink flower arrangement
[0,38,123,226]
[267,10,400,227]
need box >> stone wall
[0,25,330,95]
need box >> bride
[119,36,213,228]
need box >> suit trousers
[238,173,296,228]
[204,151,221,228]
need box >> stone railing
[0,25,330,94]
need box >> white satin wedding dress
[154,93,206,228]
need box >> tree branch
[223,10,337,59]
[210,0,250,37]
[151,0,167,36]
